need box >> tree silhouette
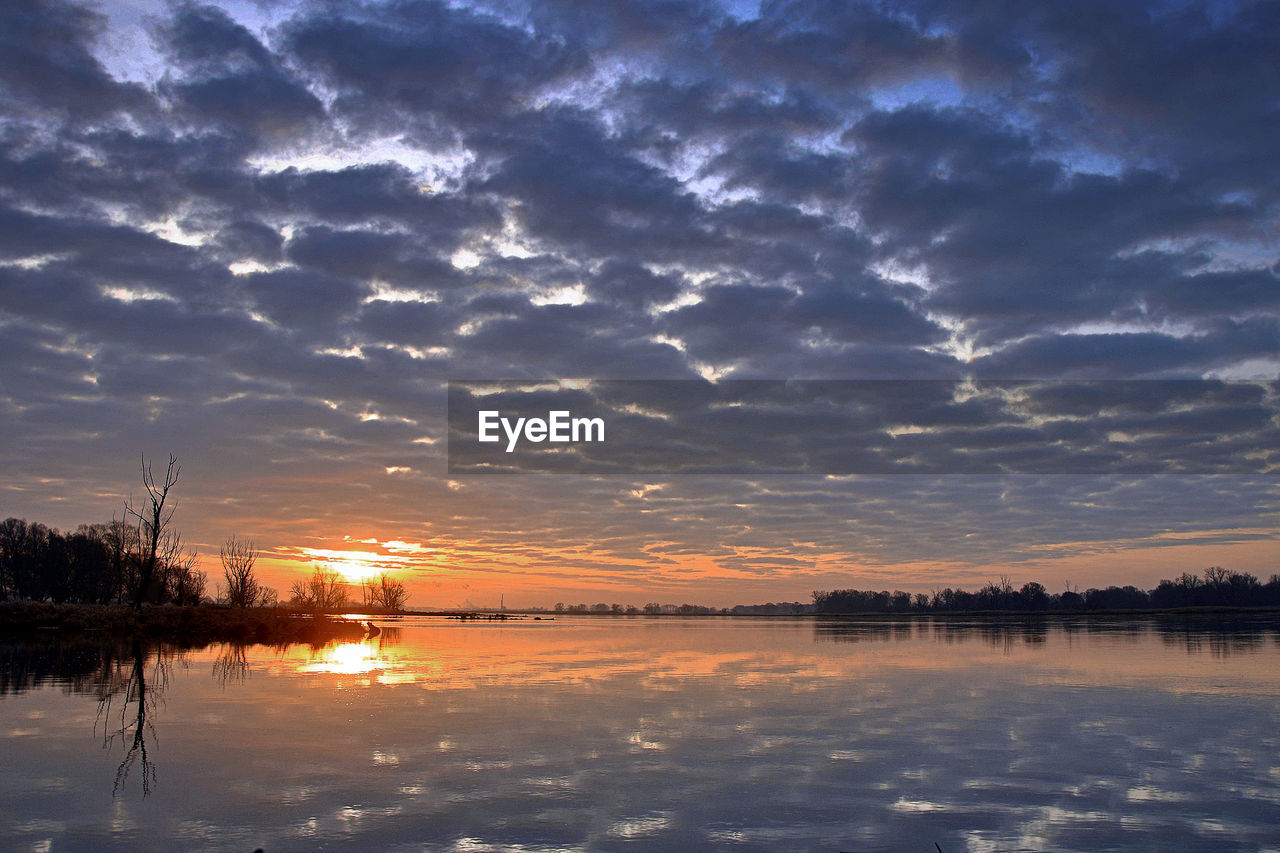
[364,572,409,611]
[125,454,179,608]
[289,566,349,612]
[220,536,262,607]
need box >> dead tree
[126,454,179,608]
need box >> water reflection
[1,616,1279,851]
[96,639,177,796]
[212,644,250,687]
[814,613,1280,657]
[1154,612,1280,657]
[297,628,402,676]
[0,637,146,697]
[0,638,185,796]
[300,640,383,675]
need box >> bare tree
[365,572,409,612]
[220,536,261,608]
[155,529,204,605]
[126,454,179,608]
[97,515,138,604]
[289,566,348,612]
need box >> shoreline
[426,606,1280,619]
[0,601,368,646]
[4,602,1278,647]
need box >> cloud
[159,3,325,143]
[283,0,588,136]
[1,0,1276,599]
[446,379,1280,477]
[0,0,152,119]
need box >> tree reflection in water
[212,643,251,688]
[0,628,399,802]
[93,639,183,797]
[812,613,1280,656]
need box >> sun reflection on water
[299,642,383,676]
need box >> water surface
[2,615,1279,851]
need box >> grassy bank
[0,601,367,646]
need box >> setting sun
[294,547,404,585]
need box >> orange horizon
[241,530,1279,611]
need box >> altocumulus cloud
[0,0,1277,603]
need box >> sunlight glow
[247,137,474,185]
[530,284,588,306]
[299,641,382,675]
[297,548,397,583]
[100,286,178,303]
[451,248,482,269]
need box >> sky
[0,0,1277,608]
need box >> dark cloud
[791,279,942,345]
[473,107,714,259]
[712,0,949,95]
[213,219,284,263]
[283,0,588,136]
[242,267,368,339]
[285,225,464,291]
[0,0,150,118]
[528,0,720,56]
[355,299,452,348]
[618,78,840,140]
[455,302,697,379]
[702,130,857,203]
[587,259,683,309]
[663,279,944,369]
[255,163,501,235]
[159,4,325,142]
[973,321,1280,378]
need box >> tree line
[0,455,408,613]
[0,514,206,607]
[553,602,720,615]
[542,567,1280,617]
[811,568,1280,614]
[0,516,410,613]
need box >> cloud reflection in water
[0,616,1278,851]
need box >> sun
[298,548,385,584]
[329,557,378,585]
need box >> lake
[2,614,1279,851]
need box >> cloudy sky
[1,0,1277,607]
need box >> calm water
[2,615,1279,852]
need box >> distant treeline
[811,569,1280,614]
[549,568,1280,617]
[549,601,808,615]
